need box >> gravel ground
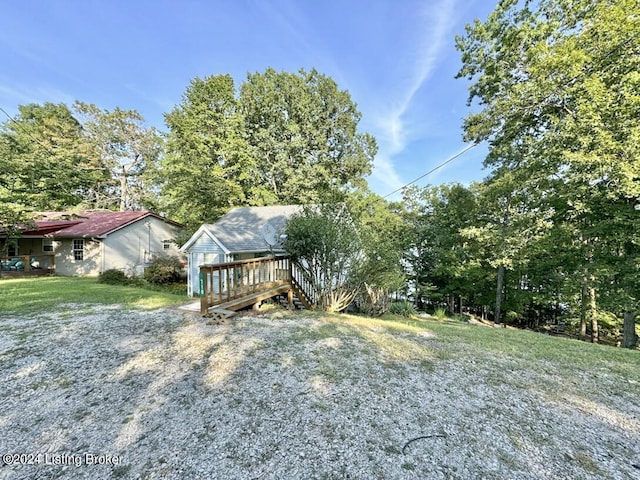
[0,305,639,479]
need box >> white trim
[42,238,54,252]
[73,239,85,261]
[101,212,181,237]
[180,226,230,255]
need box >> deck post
[200,269,208,315]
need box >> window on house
[73,239,84,261]
[162,240,171,251]
[7,245,17,256]
[43,238,53,253]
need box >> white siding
[54,239,101,276]
[185,232,229,297]
[102,217,183,275]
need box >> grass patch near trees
[0,276,187,315]
[370,312,640,401]
[270,308,640,405]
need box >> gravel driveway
[1,305,638,479]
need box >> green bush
[144,256,183,285]
[434,307,447,320]
[389,301,418,317]
[98,269,130,286]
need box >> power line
[382,142,479,199]
[381,24,640,201]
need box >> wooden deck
[0,269,53,278]
[198,256,316,315]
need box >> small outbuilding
[180,205,302,297]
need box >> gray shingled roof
[203,205,302,253]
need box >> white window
[162,240,171,251]
[73,239,84,261]
[43,238,53,253]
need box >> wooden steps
[210,284,293,312]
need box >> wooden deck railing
[199,256,291,314]
[289,261,318,308]
[198,256,319,314]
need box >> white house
[180,205,302,297]
[1,210,183,276]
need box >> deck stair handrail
[198,255,315,314]
[289,261,317,309]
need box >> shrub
[356,285,391,317]
[98,269,130,286]
[144,256,183,285]
[161,282,188,296]
[434,307,447,320]
[389,301,418,317]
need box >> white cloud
[371,0,457,193]
[371,152,405,195]
[0,84,75,111]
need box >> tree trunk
[580,278,588,339]
[587,283,598,343]
[120,166,128,212]
[495,264,505,326]
[622,311,638,349]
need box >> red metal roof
[22,221,83,236]
[22,211,180,238]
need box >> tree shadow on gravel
[2,308,639,479]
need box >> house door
[190,252,222,296]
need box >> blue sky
[0,0,496,198]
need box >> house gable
[183,205,302,255]
[180,205,302,297]
[180,225,230,255]
[102,215,183,273]
[30,211,181,238]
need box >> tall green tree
[456,0,640,341]
[74,102,162,211]
[240,68,376,204]
[160,75,255,231]
[160,68,377,231]
[462,169,552,325]
[0,103,94,211]
[402,183,485,313]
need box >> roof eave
[229,248,286,254]
[180,227,231,255]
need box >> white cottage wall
[54,239,101,276]
[186,233,229,297]
[103,216,182,274]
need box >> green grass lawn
[308,310,640,403]
[2,275,637,387]
[0,276,188,315]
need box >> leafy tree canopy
[160,68,377,230]
[455,0,640,338]
[0,103,93,211]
